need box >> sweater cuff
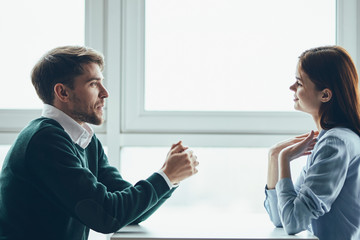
[156,170,173,189]
[146,173,171,199]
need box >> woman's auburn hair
[299,46,360,136]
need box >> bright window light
[0,0,85,109]
[120,147,306,214]
[145,0,335,111]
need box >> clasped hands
[161,141,199,185]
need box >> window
[0,146,10,171]
[0,1,105,239]
[0,0,104,140]
[0,0,85,109]
[120,147,307,217]
[121,0,356,137]
[0,0,359,237]
[144,0,335,112]
[115,0,359,217]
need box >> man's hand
[161,141,199,185]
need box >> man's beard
[72,110,103,125]
[69,94,104,125]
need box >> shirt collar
[41,104,94,149]
[317,129,327,140]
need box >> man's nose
[100,84,109,98]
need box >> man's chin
[85,114,104,126]
[71,111,104,126]
[90,117,104,126]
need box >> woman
[264,46,360,240]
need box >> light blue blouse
[264,127,360,240]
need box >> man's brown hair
[31,46,104,104]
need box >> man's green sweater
[0,118,174,240]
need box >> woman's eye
[296,81,302,86]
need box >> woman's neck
[312,114,322,132]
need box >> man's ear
[54,83,70,102]
[320,88,332,103]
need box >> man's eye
[296,81,302,86]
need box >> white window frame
[0,0,106,145]
[0,0,359,153]
[117,0,360,147]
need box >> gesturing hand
[267,131,318,188]
[161,141,199,185]
[279,130,318,162]
[269,131,319,162]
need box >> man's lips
[95,104,104,111]
[96,102,105,108]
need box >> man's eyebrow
[86,77,103,82]
[295,76,302,81]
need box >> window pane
[0,0,85,109]
[0,146,11,171]
[145,0,335,111]
[120,147,306,218]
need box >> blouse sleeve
[264,165,307,228]
[264,187,282,227]
[276,136,350,235]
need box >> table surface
[111,213,318,240]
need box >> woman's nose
[289,83,296,91]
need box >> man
[0,46,199,240]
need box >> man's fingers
[171,142,188,154]
[193,160,199,166]
[170,141,182,150]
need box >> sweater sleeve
[95,139,175,225]
[26,127,171,233]
[130,187,176,225]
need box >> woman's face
[289,64,323,118]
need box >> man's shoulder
[29,117,62,129]
[18,117,67,143]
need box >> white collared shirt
[41,104,94,149]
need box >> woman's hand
[278,131,318,179]
[269,131,319,161]
[267,131,318,189]
[279,131,318,162]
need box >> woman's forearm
[279,152,292,180]
[267,150,279,189]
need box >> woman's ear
[320,88,332,103]
[54,83,70,102]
